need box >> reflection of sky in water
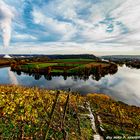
[0,68,11,84]
[0,66,140,106]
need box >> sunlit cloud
[0,0,140,55]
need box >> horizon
[1,53,140,57]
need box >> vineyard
[0,85,140,139]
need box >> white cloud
[32,0,125,43]
[0,0,140,54]
[1,41,140,56]
[13,33,37,40]
[32,9,76,41]
[0,1,15,48]
[110,0,140,44]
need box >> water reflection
[8,68,19,85]
[11,64,118,82]
[0,66,140,106]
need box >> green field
[21,63,58,69]
[52,59,95,62]
[15,59,111,74]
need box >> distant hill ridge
[0,54,99,60]
[46,54,98,59]
[101,55,140,61]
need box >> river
[0,65,140,106]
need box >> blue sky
[0,0,140,55]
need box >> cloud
[0,41,139,56]
[0,1,15,48]
[13,32,37,41]
[0,0,140,54]
[109,0,140,44]
[32,8,76,41]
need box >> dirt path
[87,102,104,140]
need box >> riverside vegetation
[10,58,118,81]
[0,85,140,139]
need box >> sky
[0,0,140,55]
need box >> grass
[21,63,57,69]
[51,59,95,62]
[51,69,64,73]
[13,59,112,75]
[0,85,140,139]
[57,63,83,67]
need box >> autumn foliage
[0,85,140,139]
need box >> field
[11,59,112,74]
[0,85,140,139]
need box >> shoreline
[0,84,138,108]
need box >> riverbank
[0,85,140,139]
[0,58,12,67]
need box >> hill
[0,85,140,139]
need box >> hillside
[0,54,99,60]
[0,85,140,139]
